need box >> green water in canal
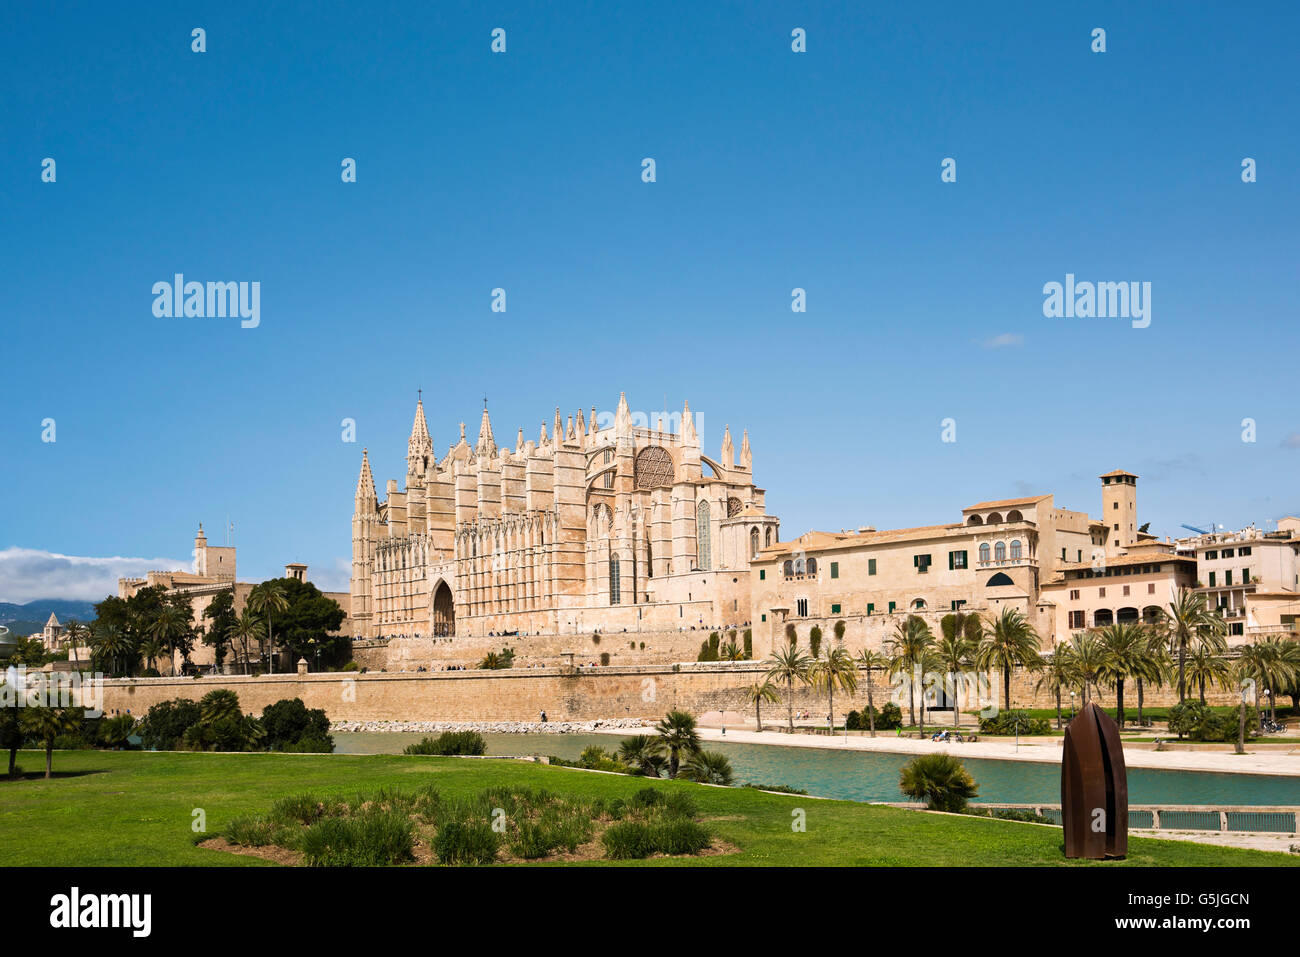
[334,732,1298,805]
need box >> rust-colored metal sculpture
[1061,701,1128,859]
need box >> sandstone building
[350,395,780,639]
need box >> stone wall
[95,663,1239,724]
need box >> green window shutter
[831,604,841,614]
[830,562,839,579]
[888,601,896,613]
[869,559,877,575]
[759,569,765,580]
[1209,572,1215,586]
[761,614,767,622]
[948,552,954,570]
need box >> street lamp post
[1070,691,1076,722]
[1237,683,1247,755]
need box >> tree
[247,581,289,673]
[1133,628,1169,727]
[1035,645,1080,729]
[680,750,734,785]
[256,578,348,670]
[20,706,78,778]
[977,607,1042,713]
[617,734,665,776]
[1068,631,1106,704]
[719,637,744,661]
[63,619,87,667]
[833,619,846,646]
[202,587,238,672]
[934,625,975,729]
[856,649,889,736]
[226,608,262,674]
[0,678,21,777]
[1185,643,1231,707]
[260,697,332,751]
[765,642,813,731]
[1094,622,1149,727]
[654,710,700,779]
[138,634,166,674]
[1161,588,1224,703]
[899,753,979,812]
[808,625,823,658]
[743,679,781,733]
[809,645,858,733]
[887,615,935,731]
[88,623,133,678]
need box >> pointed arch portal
[433,581,455,637]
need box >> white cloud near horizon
[977,333,1024,349]
[0,547,194,605]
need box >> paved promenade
[593,725,1300,777]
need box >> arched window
[986,572,1014,587]
[966,514,983,526]
[634,446,674,488]
[609,556,621,605]
[1006,509,1023,522]
[765,527,773,547]
[727,497,743,517]
[696,500,711,570]
[1009,540,1022,560]
[750,527,760,556]
[783,560,793,577]
[994,541,1006,561]
[806,557,818,576]
[794,558,805,575]
[979,542,990,563]
[911,598,927,610]
[986,512,1003,524]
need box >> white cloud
[1281,432,1300,450]
[977,333,1024,349]
[0,548,192,604]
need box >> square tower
[1100,469,1138,553]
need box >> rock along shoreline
[330,718,650,735]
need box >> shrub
[432,820,500,865]
[225,815,284,847]
[860,702,903,730]
[403,731,486,756]
[662,791,698,818]
[845,709,862,731]
[899,753,979,813]
[341,661,360,672]
[743,782,808,795]
[300,808,415,866]
[652,817,711,855]
[97,714,137,749]
[628,787,664,810]
[602,820,656,859]
[138,698,201,750]
[1168,701,1210,739]
[680,750,733,786]
[270,792,343,826]
[979,710,1051,736]
[261,698,333,752]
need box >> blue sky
[2,1,1298,602]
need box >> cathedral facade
[350,395,780,639]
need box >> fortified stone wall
[95,664,1240,724]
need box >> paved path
[593,725,1300,776]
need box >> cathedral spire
[355,448,378,514]
[740,428,752,470]
[614,392,633,445]
[553,407,564,445]
[576,407,587,447]
[681,399,698,447]
[408,395,433,474]
[588,406,597,442]
[565,414,576,444]
[721,425,734,468]
[539,421,549,447]
[476,404,497,457]
[516,427,524,453]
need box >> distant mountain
[0,599,100,635]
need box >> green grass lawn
[2,749,1295,867]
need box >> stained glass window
[696,500,711,570]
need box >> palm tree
[247,582,289,673]
[63,619,86,667]
[856,649,889,736]
[617,734,665,776]
[887,615,935,730]
[227,608,263,675]
[743,679,781,732]
[934,627,975,729]
[680,750,734,785]
[1035,644,1080,729]
[89,623,131,678]
[200,689,243,724]
[1069,631,1106,704]
[1133,628,1169,728]
[20,706,79,778]
[1161,588,1224,703]
[1239,637,1300,725]
[898,753,979,813]
[654,709,700,778]
[1094,622,1148,727]
[977,607,1042,713]
[138,634,166,674]
[148,603,192,676]
[719,638,744,661]
[809,645,858,733]
[765,642,813,731]
[1186,643,1232,706]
